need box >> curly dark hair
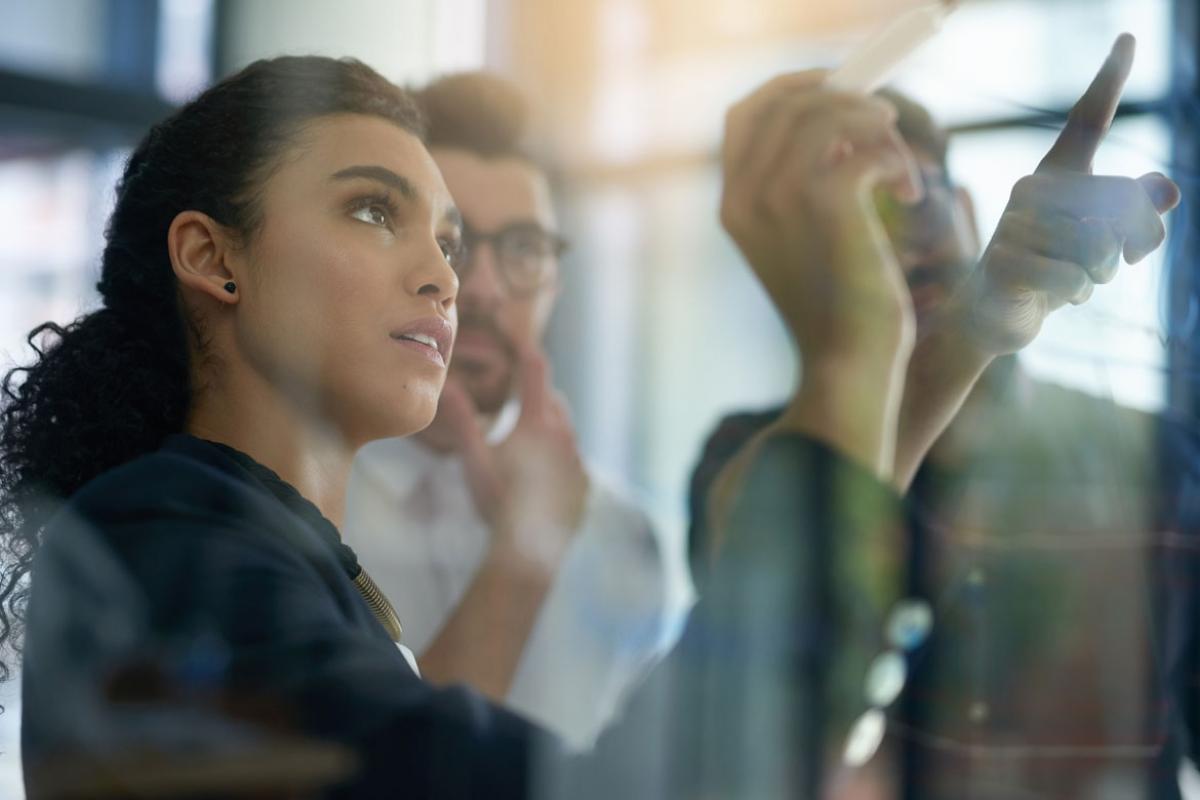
[0,55,424,683]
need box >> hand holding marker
[826,1,960,93]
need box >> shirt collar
[353,395,521,496]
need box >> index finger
[440,377,489,460]
[1037,33,1135,174]
[514,339,550,423]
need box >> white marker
[827,1,959,94]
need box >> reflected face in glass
[876,148,980,324]
[431,147,559,415]
[230,114,461,445]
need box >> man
[689,89,1170,798]
[345,72,691,751]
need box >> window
[0,3,216,794]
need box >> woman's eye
[438,238,461,266]
[350,204,390,228]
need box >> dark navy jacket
[22,432,903,798]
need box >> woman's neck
[185,366,355,531]
[415,405,501,454]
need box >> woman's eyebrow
[329,165,419,201]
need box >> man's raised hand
[949,33,1180,355]
[447,342,589,574]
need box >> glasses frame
[452,221,570,297]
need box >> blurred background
[0,0,1193,796]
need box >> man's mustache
[455,310,517,360]
[905,260,970,294]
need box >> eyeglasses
[449,221,569,296]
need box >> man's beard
[450,309,517,416]
[905,259,972,325]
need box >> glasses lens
[497,226,561,292]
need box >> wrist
[487,524,570,587]
[889,310,996,491]
[775,350,909,481]
[911,291,999,390]
[797,339,912,415]
[911,311,994,387]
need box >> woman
[6,56,549,798]
[2,42,1148,797]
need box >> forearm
[705,345,908,561]
[683,433,909,797]
[893,321,993,491]
[418,543,558,701]
[781,344,911,483]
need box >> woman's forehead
[270,114,451,207]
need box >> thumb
[1137,171,1181,214]
[441,380,504,524]
[440,380,492,476]
[514,339,550,425]
[439,379,483,447]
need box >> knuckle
[1152,217,1167,246]
[1071,267,1093,295]
[1072,280,1096,305]
[724,103,744,129]
[1093,263,1119,285]
[985,238,1021,269]
[995,207,1032,236]
[1009,175,1042,206]
[1113,175,1139,199]
[719,200,744,233]
[718,200,735,229]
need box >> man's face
[431,147,559,415]
[877,147,980,326]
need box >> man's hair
[878,87,949,169]
[413,72,534,160]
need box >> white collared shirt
[345,426,691,750]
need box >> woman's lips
[451,329,508,366]
[391,335,446,367]
[390,317,454,368]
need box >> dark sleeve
[22,509,551,800]
[24,434,905,800]
[686,408,783,578]
[554,432,908,799]
[1157,414,1200,792]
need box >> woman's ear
[168,210,240,304]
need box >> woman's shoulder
[38,436,347,605]
[66,436,260,526]
[45,435,315,572]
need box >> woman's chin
[343,397,439,447]
[386,401,439,440]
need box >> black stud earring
[223,281,237,295]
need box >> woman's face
[229,113,461,446]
